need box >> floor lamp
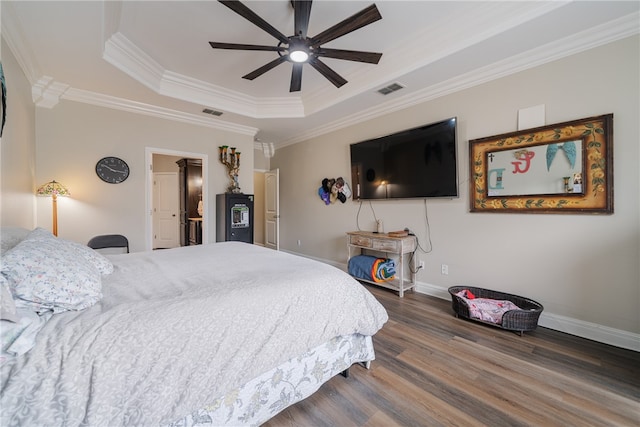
[36,180,70,236]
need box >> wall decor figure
[318,177,351,205]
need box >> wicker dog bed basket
[448,286,544,335]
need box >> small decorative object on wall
[219,146,242,193]
[96,157,130,184]
[470,114,613,214]
[318,177,351,205]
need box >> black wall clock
[95,156,130,184]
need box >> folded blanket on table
[455,290,522,324]
[348,255,395,283]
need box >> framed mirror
[469,114,613,214]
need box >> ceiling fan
[209,0,383,92]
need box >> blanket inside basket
[455,290,522,324]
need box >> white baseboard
[416,282,640,352]
[285,251,639,353]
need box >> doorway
[145,148,208,251]
[264,168,279,250]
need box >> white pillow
[0,227,31,255]
[0,275,18,322]
[26,228,113,275]
[1,232,103,313]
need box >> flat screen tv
[350,117,458,200]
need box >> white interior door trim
[145,147,209,251]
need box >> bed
[0,227,388,426]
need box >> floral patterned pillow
[1,232,103,313]
[26,228,113,275]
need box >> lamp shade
[36,180,70,197]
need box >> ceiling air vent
[202,108,223,116]
[377,82,405,95]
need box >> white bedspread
[1,242,388,426]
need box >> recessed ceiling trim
[63,87,258,137]
[103,32,167,93]
[279,11,640,148]
[299,1,570,115]
[99,1,574,123]
[104,32,304,119]
[1,1,41,84]
[32,76,69,108]
[161,71,305,118]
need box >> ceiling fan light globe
[289,50,309,63]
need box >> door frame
[152,171,180,249]
[264,168,279,251]
[145,147,209,251]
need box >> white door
[265,168,280,250]
[153,172,180,249]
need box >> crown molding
[301,0,570,116]
[253,141,275,158]
[4,1,637,146]
[63,87,258,137]
[103,32,165,92]
[277,11,640,149]
[32,76,69,108]
[103,32,304,118]
[160,70,304,118]
[1,1,40,84]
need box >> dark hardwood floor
[265,285,640,427]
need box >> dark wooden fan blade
[209,42,285,52]
[219,0,289,44]
[290,63,303,92]
[242,55,288,80]
[316,48,382,64]
[310,4,381,47]
[309,57,347,88]
[294,1,312,38]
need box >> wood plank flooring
[265,285,640,427]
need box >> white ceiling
[3,1,639,149]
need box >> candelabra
[219,145,242,193]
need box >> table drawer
[372,239,399,252]
[350,235,372,248]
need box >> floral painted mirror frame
[469,114,613,214]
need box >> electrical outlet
[418,260,425,269]
[441,264,449,275]
[297,239,301,246]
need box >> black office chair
[87,234,129,253]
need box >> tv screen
[350,117,458,200]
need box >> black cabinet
[216,193,254,243]
[177,159,202,246]
[189,218,203,245]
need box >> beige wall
[271,36,640,344]
[1,38,36,228]
[33,101,254,251]
[152,154,181,173]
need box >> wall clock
[95,156,130,184]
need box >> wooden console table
[346,231,417,297]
